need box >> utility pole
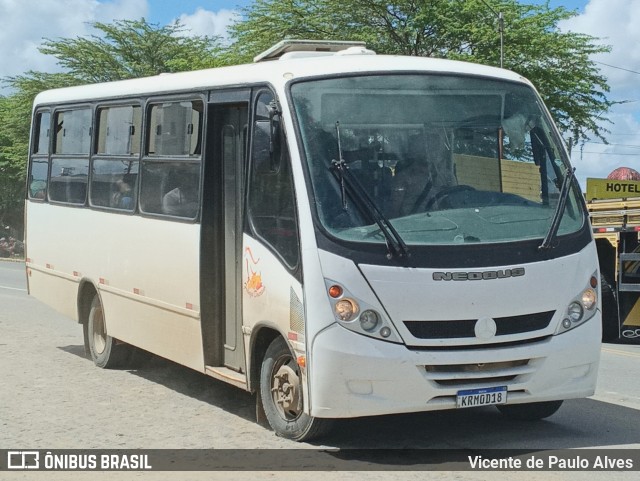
[479,0,504,68]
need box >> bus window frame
[88,100,143,215]
[94,101,143,157]
[48,104,93,207]
[28,108,52,202]
[137,94,207,223]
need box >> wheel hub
[271,363,301,417]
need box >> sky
[1,0,639,187]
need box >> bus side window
[29,111,51,200]
[147,101,202,156]
[140,161,200,218]
[90,159,138,211]
[90,105,141,211]
[54,109,91,155]
[248,90,300,268]
[160,165,200,217]
[97,105,141,156]
[29,160,49,200]
[140,99,203,219]
[49,108,91,205]
[49,158,89,204]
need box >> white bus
[26,40,601,441]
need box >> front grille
[407,335,551,351]
[404,311,555,339]
[424,359,535,388]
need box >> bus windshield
[290,74,584,246]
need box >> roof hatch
[253,39,371,62]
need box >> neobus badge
[432,268,526,281]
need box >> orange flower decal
[244,247,265,297]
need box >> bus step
[205,366,248,390]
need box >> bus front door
[201,92,249,375]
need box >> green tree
[0,19,230,238]
[0,95,25,235]
[38,19,227,82]
[229,0,611,143]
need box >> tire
[87,294,132,369]
[496,400,563,421]
[600,274,619,342]
[260,337,332,441]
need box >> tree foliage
[229,0,612,142]
[0,93,30,234]
[38,19,226,82]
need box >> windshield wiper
[539,167,575,250]
[330,121,409,259]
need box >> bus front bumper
[308,316,601,418]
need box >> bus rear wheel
[260,336,332,441]
[86,294,131,369]
[496,400,563,421]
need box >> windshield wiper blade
[330,122,409,259]
[539,167,575,250]
[331,158,409,259]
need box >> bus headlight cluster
[326,280,400,342]
[557,274,599,335]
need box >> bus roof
[33,52,529,107]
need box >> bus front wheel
[260,336,332,441]
[86,294,131,369]
[496,400,563,421]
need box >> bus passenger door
[201,91,249,375]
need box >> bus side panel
[100,290,204,370]
[26,202,205,371]
[26,202,81,321]
[26,267,81,322]
[241,236,308,397]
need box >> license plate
[456,386,507,408]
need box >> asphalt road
[1,260,639,481]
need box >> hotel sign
[586,178,640,200]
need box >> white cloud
[561,0,640,95]
[572,112,640,189]
[177,8,239,41]
[0,0,147,92]
[560,0,640,184]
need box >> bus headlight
[568,302,583,322]
[581,288,597,310]
[556,272,599,335]
[335,299,358,321]
[325,279,402,343]
[360,310,380,331]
